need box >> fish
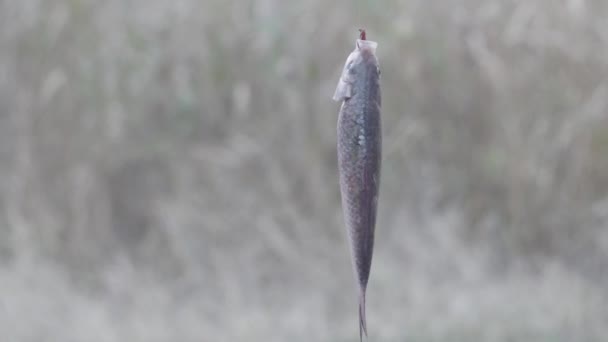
[333,29,382,342]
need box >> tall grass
[0,0,607,340]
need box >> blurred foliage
[0,0,607,341]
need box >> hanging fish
[333,29,382,341]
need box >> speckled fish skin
[333,37,381,341]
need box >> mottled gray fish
[333,29,381,342]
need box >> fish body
[333,35,381,341]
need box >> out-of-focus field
[1,1,608,341]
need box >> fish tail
[359,289,367,341]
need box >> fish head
[333,39,380,102]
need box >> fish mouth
[356,39,378,53]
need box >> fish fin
[333,77,352,102]
[359,290,367,341]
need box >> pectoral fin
[333,77,352,102]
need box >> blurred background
[1,0,608,341]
